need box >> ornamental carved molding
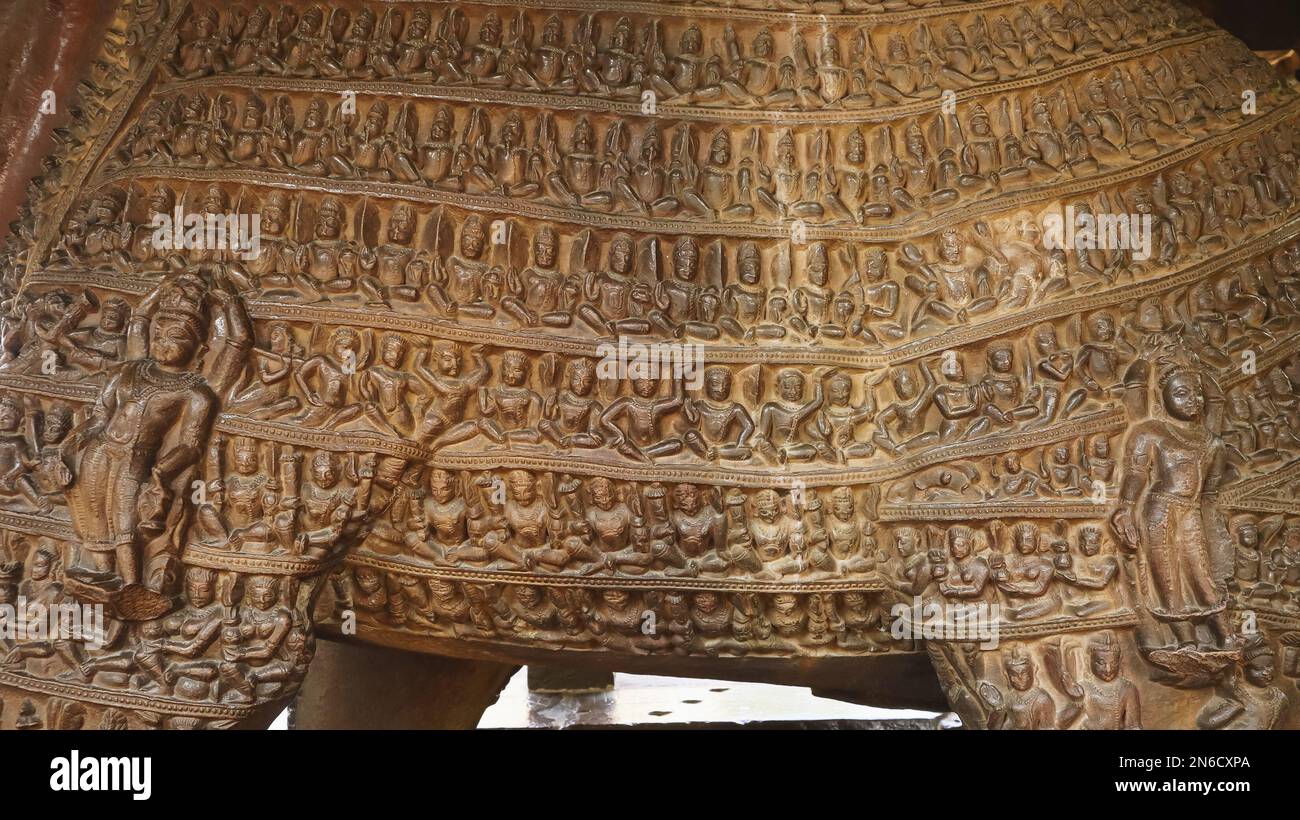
[0,0,1298,729]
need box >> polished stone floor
[271,668,952,729]
[478,669,951,729]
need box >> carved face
[806,245,828,286]
[942,356,965,382]
[535,230,557,268]
[831,489,854,520]
[0,399,20,431]
[1014,526,1037,555]
[1079,527,1102,556]
[632,377,658,398]
[738,245,760,283]
[704,367,731,401]
[501,116,523,148]
[893,368,917,400]
[755,491,779,522]
[610,237,633,274]
[1162,371,1205,421]
[267,324,291,354]
[356,567,382,593]
[501,353,529,386]
[42,411,69,444]
[149,314,202,366]
[1231,524,1259,555]
[1033,326,1059,355]
[673,483,700,515]
[778,371,805,402]
[709,132,730,166]
[430,108,451,140]
[185,569,215,606]
[1090,642,1121,681]
[241,102,263,129]
[1088,312,1115,342]
[30,550,52,581]
[1245,652,1276,687]
[589,477,615,510]
[389,208,415,244]
[313,454,339,488]
[148,185,173,216]
[568,362,594,396]
[234,441,259,475]
[516,586,541,607]
[542,16,563,46]
[639,131,660,161]
[246,577,279,611]
[429,469,456,502]
[315,205,341,239]
[603,589,630,608]
[674,240,699,281]
[1005,659,1033,692]
[695,591,718,612]
[948,529,972,559]
[382,336,406,368]
[1286,527,1300,550]
[437,345,461,376]
[508,471,536,504]
[332,335,357,364]
[303,99,326,129]
[828,375,852,406]
[461,223,485,258]
[894,527,917,556]
[987,345,1014,373]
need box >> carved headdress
[154,273,211,338]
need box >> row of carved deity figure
[162,0,1206,111]
[8,287,1300,470]
[962,628,1297,729]
[1,544,313,708]
[341,568,899,655]
[114,45,1280,228]
[57,125,1300,347]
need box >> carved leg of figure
[291,639,518,729]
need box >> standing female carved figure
[1111,363,1234,651]
[63,267,250,618]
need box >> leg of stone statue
[290,640,518,730]
[527,664,614,694]
[926,622,1300,730]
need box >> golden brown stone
[0,0,1298,729]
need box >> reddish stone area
[0,0,116,245]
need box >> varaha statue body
[0,0,1299,729]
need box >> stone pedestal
[527,665,615,694]
[292,640,517,730]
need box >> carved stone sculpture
[1,0,1299,730]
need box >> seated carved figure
[1,0,1299,735]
